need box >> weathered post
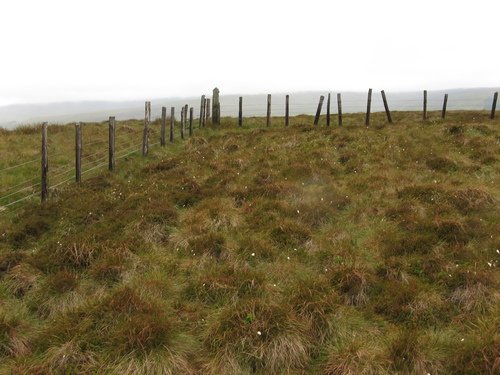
[238,97,243,127]
[337,93,343,126]
[326,93,331,126]
[108,116,115,171]
[365,88,372,126]
[184,104,189,132]
[203,99,208,127]
[189,107,194,136]
[170,107,175,142]
[142,101,151,156]
[212,87,220,125]
[381,90,393,123]
[75,122,82,183]
[442,94,448,119]
[160,107,167,146]
[491,92,498,119]
[285,95,290,127]
[314,95,325,125]
[266,94,272,127]
[180,106,185,140]
[41,122,48,202]
[206,98,211,121]
[199,95,205,128]
[423,90,428,120]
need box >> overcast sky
[0,0,498,106]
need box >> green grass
[0,111,499,374]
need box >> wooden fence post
[41,122,48,202]
[189,107,193,136]
[442,94,448,119]
[75,122,82,183]
[184,104,189,134]
[142,101,151,156]
[491,92,498,119]
[206,99,211,121]
[365,88,372,126]
[423,90,427,120]
[199,95,205,128]
[381,90,392,123]
[109,116,115,171]
[202,99,207,128]
[238,97,243,127]
[337,93,343,126]
[266,94,271,127]
[170,107,175,142]
[161,107,167,146]
[180,106,185,140]
[285,95,289,127]
[326,93,331,126]
[314,95,325,125]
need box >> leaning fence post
[41,122,48,202]
[491,92,498,119]
[337,93,343,126]
[108,116,115,171]
[285,95,290,127]
[180,106,185,140]
[365,88,372,126]
[423,90,428,120]
[75,122,82,183]
[314,95,325,125]
[161,107,167,146]
[199,95,205,128]
[266,94,271,127]
[189,107,193,136]
[142,101,151,156]
[442,94,448,119]
[381,90,393,123]
[238,97,243,127]
[326,93,331,126]
[170,107,175,142]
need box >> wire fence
[1,89,498,214]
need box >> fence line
[1,89,498,213]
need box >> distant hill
[0,87,498,129]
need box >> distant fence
[0,89,498,213]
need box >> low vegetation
[0,111,499,374]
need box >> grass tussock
[0,112,498,373]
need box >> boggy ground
[0,111,499,374]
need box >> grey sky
[0,0,498,106]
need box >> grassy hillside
[0,111,499,374]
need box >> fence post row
[266,94,271,127]
[314,95,325,125]
[189,107,194,136]
[337,93,343,126]
[365,88,372,126]
[491,92,498,120]
[108,116,115,171]
[381,90,393,123]
[285,95,290,127]
[75,122,82,183]
[238,96,243,127]
[442,94,448,119]
[326,93,331,126]
[142,101,151,156]
[41,122,48,202]
[423,90,428,120]
[161,107,167,146]
[199,95,205,128]
[170,107,175,142]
